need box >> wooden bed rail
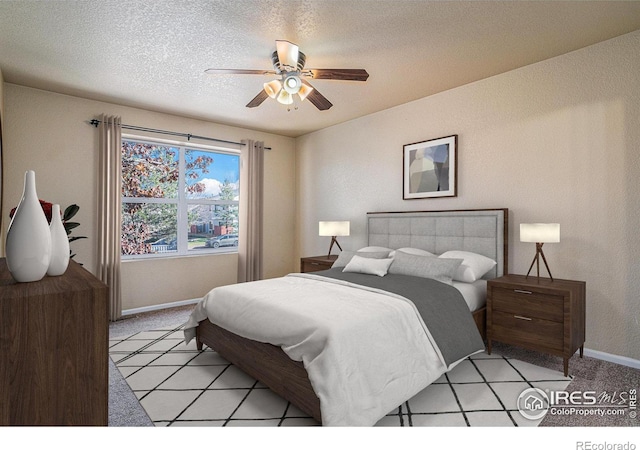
[197,321,322,423]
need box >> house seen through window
[121,138,240,258]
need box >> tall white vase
[47,204,70,276]
[5,170,52,282]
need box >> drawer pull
[310,262,320,265]
[514,315,532,321]
[514,289,533,295]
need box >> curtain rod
[87,119,271,150]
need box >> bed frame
[196,208,508,424]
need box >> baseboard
[583,347,640,370]
[122,298,200,316]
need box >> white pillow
[388,251,462,285]
[389,247,435,258]
[439,250,497,283]
[357,246,393,255]
[342,255,394,277]
[332,250,391,268]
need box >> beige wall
[296,31,640,361]
[2,85,296,310]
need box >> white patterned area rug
[109,324,572,427]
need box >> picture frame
[403,134,457,199]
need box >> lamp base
[327,236,343,257]
[525,242,554,282]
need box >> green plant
[61,204,87,259]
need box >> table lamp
[520,223,560,281]
[319,221,350,257]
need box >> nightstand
[487,274,586,377]
[300,255,338,273]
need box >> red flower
[9,199,54,223]
[39,200,53,223]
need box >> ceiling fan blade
[246,89,269,108]
[276,40,299,70]
[205,68,277,76]
[302,80,333,110]
[306,69,369,82]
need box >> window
[121,137,240,258]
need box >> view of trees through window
[121,139,240,257]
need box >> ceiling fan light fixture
[276,89,293,105]
[207,40,367,110]
[283,75,302,94]
[263,79,282,98]
[297,83,314,102]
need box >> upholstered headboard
[367,209,508,279]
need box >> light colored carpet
[108,305,640,428]
[109,322,571,427]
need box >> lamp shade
[520,223,560,243]
[276,89,293,105]
[297,83,314,102]
[263,79,282,99]
[319,221,350,237]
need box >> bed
[184,208,508,426]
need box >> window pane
[122,140,179,198]
[185,150,240,200]
[187,204,239,252]
[122,203,178,255]
[120,139,242,259]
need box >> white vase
[47,204,70,276]
[5,170,52,282]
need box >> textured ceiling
[1,1,640,137]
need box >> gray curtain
[237,140,264,282]
[97,114,122,321]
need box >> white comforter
[183,273,453,426]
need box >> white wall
[296,31,640,361]
[2,85,296,310]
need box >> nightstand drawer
[491,287,563,322]
[491,311,563,352]
[300,255,338,273]
[301,261,331,273]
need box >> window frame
[121,134,241,260]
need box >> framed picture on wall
[403,134,457,199]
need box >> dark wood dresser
[487,274,585,377]
[300,255,338,273]
[0,258,109,426]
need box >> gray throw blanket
[314,268,485,367]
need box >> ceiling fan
[205,40,369,110]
